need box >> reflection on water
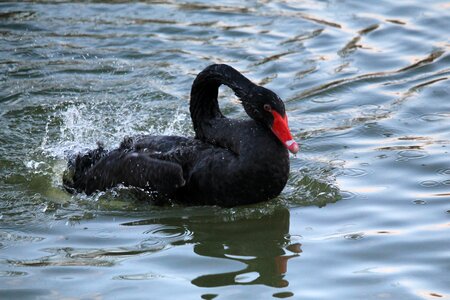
[124,207,300,288]
[1,206,303,298]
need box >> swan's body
[63,64,298,207]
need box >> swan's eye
[263,104,272,112]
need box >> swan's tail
[63,142,108,193]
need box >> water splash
[40,96,191,160]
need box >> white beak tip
[286,140,299,154]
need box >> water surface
[1,1,449,299]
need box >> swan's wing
[83,150,185,195]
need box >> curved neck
[190,64,255,139]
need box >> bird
[63,64,299,207]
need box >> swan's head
[242,86,299,154]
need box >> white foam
[40,96,190,161]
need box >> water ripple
[397,150,428,161]
[420,180,440,188]
[0,270,28,277]
[289,50,447,101]
[340,168,369,177]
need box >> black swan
[63,64,299,206]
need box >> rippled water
[1,1,449,299]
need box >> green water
[1,1,449,299]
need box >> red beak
[271,111,299,154]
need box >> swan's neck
[189,64,254,140]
